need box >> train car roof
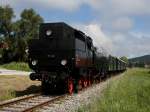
[117,57,127,64]
[109,55,127,64]
[41,22,93,40]
[41,22,75,30]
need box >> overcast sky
[1,0,150,58]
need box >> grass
[78,68,150,112]
[0,75,41,101]
[0,62,31,71]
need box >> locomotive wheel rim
[84,80,88,87]
[68,79,73,94]
[78,79,82,90]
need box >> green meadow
[78,68,150,112]
[0,62,31,71]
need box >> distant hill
[129,55,150,67]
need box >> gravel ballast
[38,74,124,112]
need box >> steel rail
[22,95,66,112]
[0,94,66,112]
[0,94,40,108]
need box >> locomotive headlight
[46,30,52,36]
[31,60,38,66]
[61,60,67,66]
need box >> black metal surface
[28,22,127,94]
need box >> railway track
[0,94,66,112]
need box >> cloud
[112,33,126,43]
[1,0,150,57]
[111,0,150,15]
[112,17,133,32]
[74,23,150,57]
[83,0,104,9]
[2,0,150,19]
[24,0,82,11]
[86,0,150,16]
[74,23,113,54]
[129,32,150,39]
[2,0,150,15]
[82,0,150,57]
[74,23,150,58]
[110,32,150,57]
[3,0,150,15]
[1,0,83,12]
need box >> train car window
[86,36,92,50]
[75,38,85,51]
[86,44,93,58]
[76,50,86,58]
[75,30,86,51]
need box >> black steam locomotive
[28,22,126,94]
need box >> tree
[13,38,27,61]
[12,8,43,61]
[0,5,16,62]
[17,8,43,41]
[0,5,15,50]
[0,5,15,38]
[0,7,44,62]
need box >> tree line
[0,5,43,63]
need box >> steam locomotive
[28,22,126,94]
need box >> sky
[1,0,150,58]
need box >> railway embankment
[0,71,124,112]
[37,72,124,112]
[77,68,150,112]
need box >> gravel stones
[39,74,123,112]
